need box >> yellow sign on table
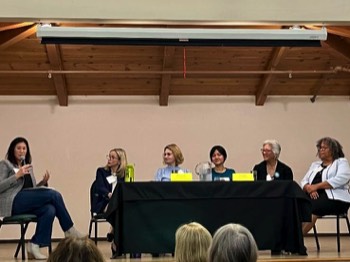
[170,173,193,181]
[232,173,254,181]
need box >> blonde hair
[47,237,106,262]
[105,148,128,178]
[164,144,184,166]
[175,222,212,262]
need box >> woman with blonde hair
[175,222,212,262]
[47,237,105,262]
[155,143,189,181]
[92,148,127,258]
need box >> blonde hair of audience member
[175,222,212,262]
[47,237,106,262]
[164,143,184,166]
[104,148,128,178]
[208,223,258,262]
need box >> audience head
[316,137,344,160]
[208,223,258,262]
[210,145,227,166]
[163,143,184,166]
[175,222,212,262]
[261,140,281,160]
[105,148,128,177]
[6,137,32,166]
[47,237,106,262]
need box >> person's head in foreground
[175,222,212,262]
[208,223,258,262]
[47,237,106,262]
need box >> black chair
[313,212,350,252]
[88,180,109,245]
[0,214,37,260]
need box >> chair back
[90,180,99,216]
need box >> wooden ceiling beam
[0,24,36,50]
[159,46,175,106]
[255,47,286,106]
[45,44,68,106]
[309,74,331,103]
[323,34,350,61]
[0,22,34,32]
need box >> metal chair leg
[94,221,98,245]
[336,215,341,253]
[313,225,320,251]
[15,222,29,260]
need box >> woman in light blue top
[154,144,189,181]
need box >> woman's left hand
[309,191,319,199]
[305,184,317,194]
[42,170,50,183]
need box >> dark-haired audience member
[252,139,293,181]
[47,237,106,262]
[208,223,258,262]
[175,222,212,262]
[301,137,350,235]
[210,145,235,181]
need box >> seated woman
[210,145,235,181]
[208,223,258,262]
[0,137,84,260]
[47,236,105,262]
[252,139,293,181]
[154,144,189,181]
[301,137,350,235]
[92,148,127,258]
[175,222,212,262]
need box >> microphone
[20,156,26,166]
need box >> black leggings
[310,190,349,216]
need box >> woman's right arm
[0,160,18,193]
[95,168,110,199]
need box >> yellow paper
[170,173,193,181]
[232,173,254,181]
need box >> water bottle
[125,164,134,182]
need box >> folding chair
[313,211,350,252]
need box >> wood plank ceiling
[1,22,350,106]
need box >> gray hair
[263,139,281,159]
[208,223,258,262]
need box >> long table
[105,181,311,255]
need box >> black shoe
[151,253,160,258]
[271,250,283,256]
[107,233,114,242]
[130,253,141,259]
[111,244,123,259]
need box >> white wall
[0,95,350,239]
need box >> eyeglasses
[261,148,272,153]
[106,155,119,160]
[317,146,329,151]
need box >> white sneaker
[64,226,87,238]
[27,242,47,260]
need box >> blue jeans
[12,188,74,247]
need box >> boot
[64,226,87,238]
[27,242,47,260]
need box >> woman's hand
[15,164,32,179]
[309,191,319,199]
[42,170,50,183]
[304,184,318,194]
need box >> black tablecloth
[105,181,311,255]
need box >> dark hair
[210,145,227,161]
[6,137,32,165]
[316,137,345,160]
[47,237,106,262]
